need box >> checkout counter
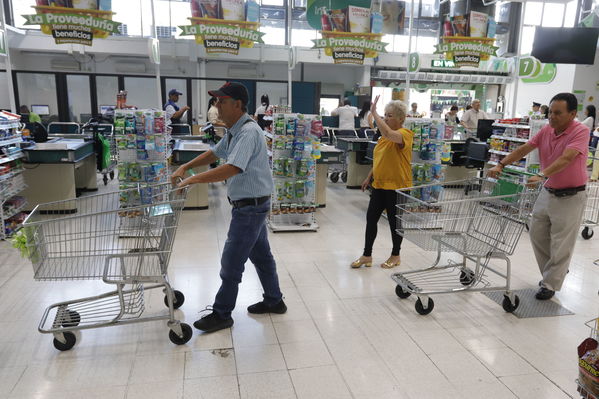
[171,138,210,210]
[316,144,343,206]
[335,138,372,189]
[21,138,97,212]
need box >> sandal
[381,257,401,269]
[350,257,372,268]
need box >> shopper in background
[461,99,489,130]
[487,92,588,300]
[407,102,421,118]
[445,105,460,125]
[331,99,358,135]
[358,100,374,137]
[531,102,542,116]
[164,89,190,124]
[254,94,273,130]
[171,82,286,333]
[351,96,413,270]
[582,105,596,145]
[541,105,549,119]
[19,105,41,124]
[207,96,226,128]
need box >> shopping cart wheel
[169,323,192,345]
[459,270,475,286]
[109,171,115,180]
[525,223,530,232]
[330,172,339,183]
[341,171,347,183]
[103,174,108,186]
[164,290,185,310]
[62,310,81,327]
[415,297,434,315]
[53,332,76,351]
[582,227,594,240]
[502,295,520,313]
[395,285,411,299]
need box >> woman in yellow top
[351,96,414,269]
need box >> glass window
[523,2,543,26]
[17,73,58,122]
[112,1,143,37]
[319,97,340,116]
[124,77,159,109]
[291,11,317,47]
[262,0,284,6]
[563,0,578,28]
[96,76,119,113]
[542,3,565,27]
[261,6,286,45]
[10,0,37,30]
[520,26,536,54]
[66,75,91,123]
[0,72,11,111]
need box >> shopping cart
[329,128,358,183]
[391,175,541,315]
[21,182,192,351]
[82,120,117,186]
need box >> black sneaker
[535,287,555,300]
[193,312,234,332]
[247,299,287,314]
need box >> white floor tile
[273,319,322,344]
[280,340,334,369]
[235,344,286,374]
[126,380,183,399]
[184,349,237,379]
[183,376,240,399]
[128,353,185,385]
[471,347,537,377]
[500,373,572,399]
[289,365,352,399]
[238,370,296,399]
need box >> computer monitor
[31,105,50,115]
[477,119,495,142]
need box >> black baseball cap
[169,89,183,96]
[532,102,541,107]
[209,82,249,106]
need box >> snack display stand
[488,120,542,175]
[406,118,447,193]
[171,139,210,210]
[269,113,321,232]
[0,112,26,239]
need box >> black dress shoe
[247,299,287,314]
[535,287,555,300]
[193,312,234,332]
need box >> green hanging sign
[408,52,420,73]
[521,63,557,84]
[434,39,498,68]
[306,0,372,30]
[0,29,5,56]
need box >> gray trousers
[529,188,587,291]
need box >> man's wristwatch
[537,172,546,178]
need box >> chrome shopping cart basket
[21,182,191,350]
[391,174,541,315]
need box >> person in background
[407,102,421,118]
[541,105,549,119]
[351,96,413,270]
[582,105,596,145]
[445,105,460,125]
[331,98,358,135]
[461,99,489,130]
[19,105,41,124]
[488,92,588,300]
[207,97,226,127]
[164,89,190,124]
[254,94,273,130]
[531,102,542,116]
[358,100,374,138]
[171,82,286,333]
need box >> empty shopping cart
[21,182,191,350]
[391,175,540,315]
[581,181,599,240]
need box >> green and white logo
[408,53,420,73]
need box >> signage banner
[408,52,420,72]
[0,30,5,56]
[312,33,387,65]
[179,18,263,55]
[22,6,121,47]
[434,37,498,68]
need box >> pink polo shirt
[528,121,589,189]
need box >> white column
[0,2,16,113]
[405,0,415,105]
[150,0,161,109]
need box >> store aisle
[0,181,597,399]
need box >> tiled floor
[1,179,598,398]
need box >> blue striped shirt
[212,114,273,201]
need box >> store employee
[461,99,489,130]
[171,82,286,333]
[331,99,358,135]
[164,89,190,124]
[488,92,588,301]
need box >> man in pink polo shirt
[488,93,589,300]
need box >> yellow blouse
[371,128,414,190]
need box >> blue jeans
[213,201,283,318]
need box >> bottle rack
[405,118,447,203]
[269,113,321,232]
[0,111,27,240]
[113,109,171,208]
[488,120,542,175]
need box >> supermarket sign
[179,19,264,55]
[22,8,122,46]
[311,34,388,65]
[434,39,498,68]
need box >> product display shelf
[405,118,448,201]
[0,112,27,240]
[577,318,599,399]
[488,120,542,175]
[268,113,321,232]
[113,109,171,210]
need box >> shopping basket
[391,174,541,315]
[21,182,192,350]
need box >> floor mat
[482,289,574,318]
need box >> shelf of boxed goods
[489,135,529,143]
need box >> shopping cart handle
[173,169,196,185]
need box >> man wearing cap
[164,89,190,124]
[171,82,286,333]
[488,92,588,300]
[531,102,541,116]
